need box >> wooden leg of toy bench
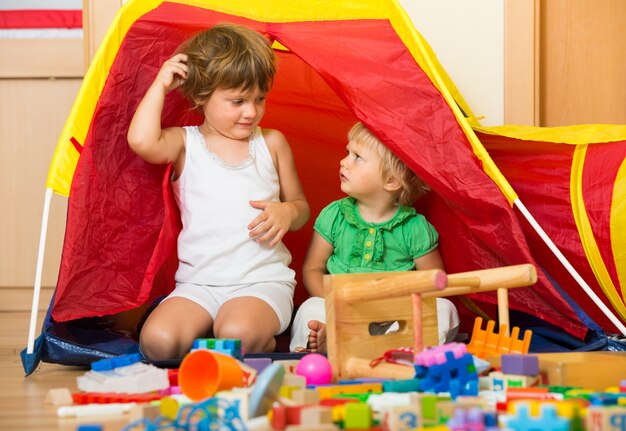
[498,287,510,337]
[412,292,422,357]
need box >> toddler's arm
[127,54,187,167]
[414,248,445,271]
[302,232,334,298]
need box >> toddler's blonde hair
[348,122,429,206]
[178,23,276,109]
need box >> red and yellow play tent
[24,0,626,370]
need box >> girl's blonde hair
[348,122,430,206]
[178,23,276,109]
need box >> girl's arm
[249,129,310,246]
[127,54,187,169]
[414,247,445,271]
[302,232,334,298]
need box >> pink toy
[415,342,468,367]
[295,353,333,385]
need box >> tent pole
[514,198,626,337]
[27,188,54,354]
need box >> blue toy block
[76,426,103,431]
[415,352,478,399]
[91,353,142,371]
[589,392,626,406]
[193,338,243,360]
[382,378,421,393]
[501,354,539,376]
[505,402,569,431]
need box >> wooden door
[505,0,626,126]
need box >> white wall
[398,0,504,126]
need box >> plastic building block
[344,402,372,430]
[193,338,243,360]
[467,318,532,359]
[504,402,570,431]
[158,385,182,396]
[589,392,626,406]
[414,351,478,399]
[167,368,178,386]
[76,426,103,431]
[506,387,556,402]
[382,378,421,393]
[244,357,272,374]
[315,382,382,399]
[57,403,135,418]
[415,343,468,367]
[501,354,539,376]
[367,392,414,413]
[77,361,170,394]
[72,391,162,404]
[91,353,142,371]
[447,407,488,431]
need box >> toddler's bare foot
[306,320,327,353]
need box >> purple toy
[295,353,333,385]
[501,354,539,376]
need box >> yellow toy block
[315,382,382,400]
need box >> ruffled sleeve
[404,213,439,261]
[313,199,344,246]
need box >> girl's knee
[215,321,274,353]
[139,322,187,361]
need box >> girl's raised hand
[155,53,188,92]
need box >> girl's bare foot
[306,320,327,353]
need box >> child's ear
[384,176,402,192]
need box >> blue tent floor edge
[22,302,626,376]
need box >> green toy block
[344,402,372,429]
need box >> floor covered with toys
[6,307,626,431]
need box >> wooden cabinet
[0,48,81,311]
[0,1,124,311]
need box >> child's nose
[244,103,257,118]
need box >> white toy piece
[77,361,169,394]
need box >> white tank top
[172,126,295,286]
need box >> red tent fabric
[479,130,626,333]
[51,3,586,338]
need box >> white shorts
[164,281,295,334]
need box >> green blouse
[314,197,439,274]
